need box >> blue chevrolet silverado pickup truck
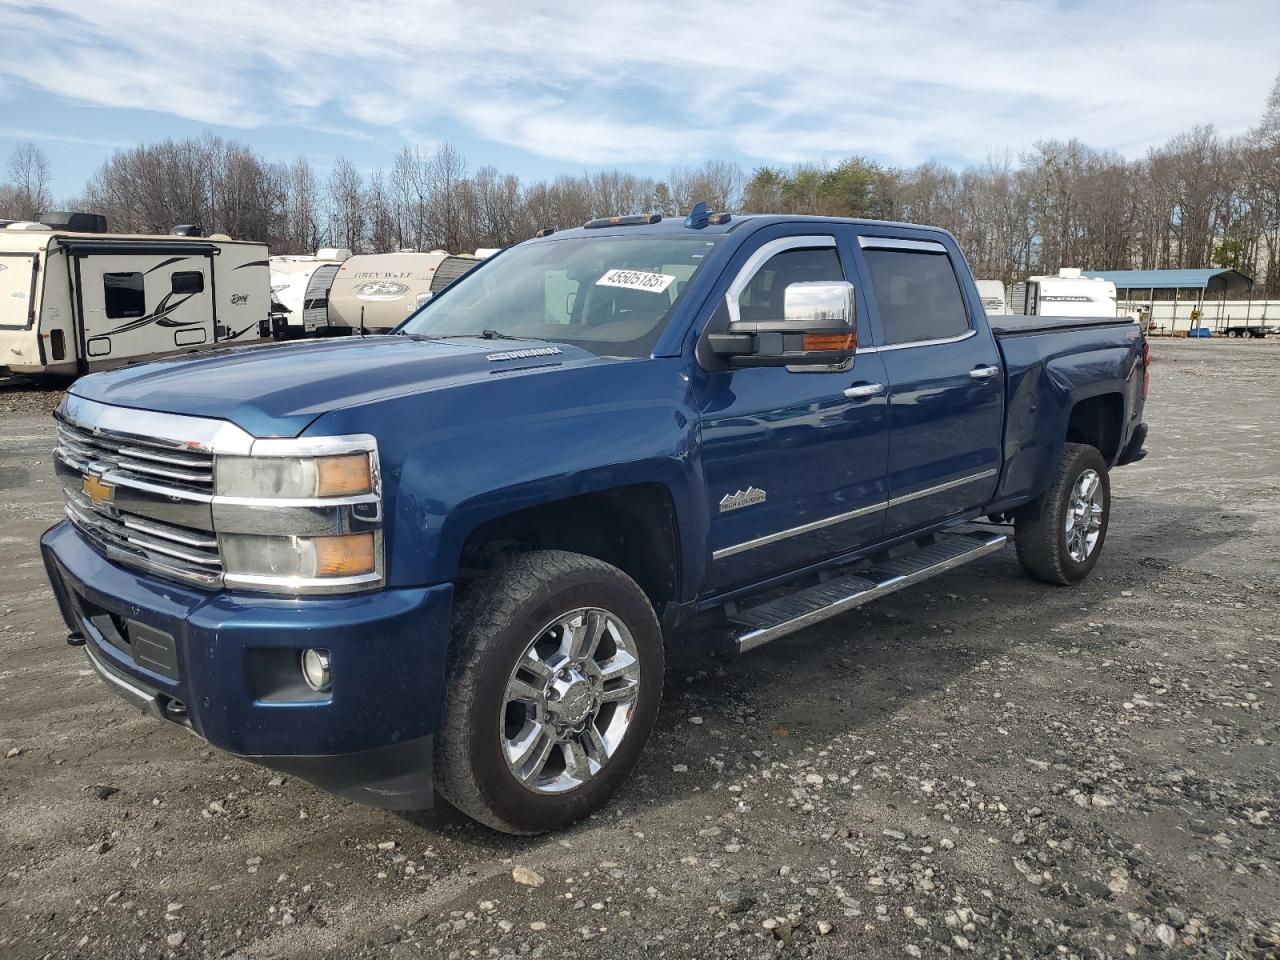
[41,206,1148,834]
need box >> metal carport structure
[1083,268,1255,334]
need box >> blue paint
[46,214,1148,805]
[42,522,451,757]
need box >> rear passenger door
[856,235,1003,536]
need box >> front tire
[1015,443,1110,585]
[436,550,664,834]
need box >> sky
[0,0,1277,199]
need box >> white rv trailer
[1009,268,1119,318]
[0,220,271,377]
[268,248,351,338]
[974,279,1007,315]
[325,250,482,334]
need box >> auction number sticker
[596,269,676,294]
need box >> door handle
[969,365,1000,380]
[843,382,885,399]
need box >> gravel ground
[1,339,1277,960]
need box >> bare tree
[364,168,397,254]
[426,142,468,252]
[326,156,366,253]
[3,143,53,220]
[281,157,321,254]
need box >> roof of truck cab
[533,214,958,243]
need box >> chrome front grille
[63,488,223,586]
[55,417,214,490]
[52,394,384,596]
[52,395,255,590]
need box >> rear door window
[862,249,970,344]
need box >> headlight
[221,532,376,580]
[215,453,372,498]
[211,435,383,595]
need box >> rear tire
[436,550,664,834]
[1015,443,1110,585]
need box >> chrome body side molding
[713,470,999,561]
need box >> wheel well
[458,485,680,613]
[1065,394,1123,464]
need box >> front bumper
[43,520,453,810]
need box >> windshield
[400,235,723,358]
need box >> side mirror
[708,281,857,367]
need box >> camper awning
[55,239,220,257]
[1083,268,1252,297]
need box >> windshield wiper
[478,329,553,342]
[397,330,554,344]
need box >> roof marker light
[684,201,730,228]
[582,214,661,229]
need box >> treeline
[3,73,1279,295]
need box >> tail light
[1141,337,1150,399]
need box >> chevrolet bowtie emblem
[82,473,114,506]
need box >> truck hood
[69,336,601,437]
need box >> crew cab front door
[697,229,890,594]
[856,235,1003,536]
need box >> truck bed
[988,314,1137,337]
[988,314,1144,511]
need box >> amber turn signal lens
[313,532,376,576]
[802,332,858,351]
[316,454,372,497]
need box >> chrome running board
[728,531,1008,654]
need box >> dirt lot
[1,339,1277,960]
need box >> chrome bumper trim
[83,641,164,720]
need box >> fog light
[301,648,331,692]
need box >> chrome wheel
[501,607,642,794]
[1064,468,1104,563]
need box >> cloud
[0,0,1275,170]
[0,126,133,150]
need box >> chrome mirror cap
[783,281,855,327]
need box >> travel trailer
[268,248,351,338]
[975,279,1007,315]
[325,250,481,333]
[1009,268,1119,318]
[0,217,271,377]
